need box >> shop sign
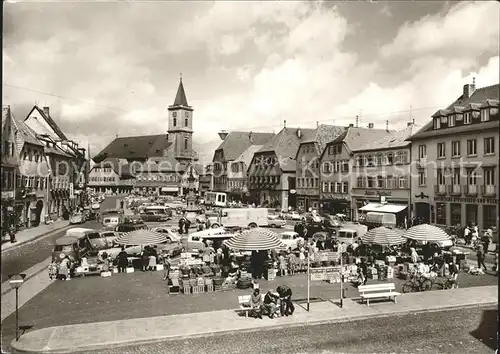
[69,183,75,199]
[321,194,348,201]
[364,190,392,196]
[434,195,498,205]
[1,191,14,199]
[309,266,341,281]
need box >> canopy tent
[115,229,169,246]
[361,226,405,246]
[225,228,284,251]
[359,203,408,214]
[403,224,451,242]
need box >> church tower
[168,76,194,161]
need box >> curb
[1,224,72,253]
[10,301,498,353]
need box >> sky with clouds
[3,1,499,164]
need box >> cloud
[2,1,499,166]
[381,1,499,58]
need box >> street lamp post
[9,273,26,341]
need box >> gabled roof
[233,145,263,167]
[409,84,500,141]
[2,106,19,167]
[321,127,392,159]
[295,125,346,158]
[355,124,420,152]
[12,115,44,147]
[25,106,68,140]
[94,134,173,161]
[214,131,275,161]
[256,127,317,172]
[172,78,189,107]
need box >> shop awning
[359,203,407,213]
[161,187,178,192]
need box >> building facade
[226,145,262,202]
[88,158,135,194]
[409,82,499,231]
[1,106,19,235]
[295,125,345,212]
[212,131,274,195]
[247,126,316,210]
[351,124,417,224]
[320,125,392,218]
[199,163,213,196]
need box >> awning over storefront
[359,203,407,214]
[161,187,178,192]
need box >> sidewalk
[1,220,70,252]
[10,285,497,353]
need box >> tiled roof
[214,131,275,161]
[324,127,392,155]
[296,125,346,158]
[93,158,133,177]
[26,106,68,140]
[12,115,44,147]
[1,106,19,167]
[233,145,263,167]
[45,146,73,158]
[355,124,419,152]
[410,84,500,140]
[172,79,189,107]
[257,127,317,172]
[95,134,174,161]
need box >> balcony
[481,185,496,197]
[434,184,446,195]
[447,184,462,196]
[463,185,478,196]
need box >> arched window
[173,117,177,127]
[184,137,188,150]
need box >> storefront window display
[483,205,497,229]
[466,204,478,227]
[450,203,461,226]
[435,202,446,225]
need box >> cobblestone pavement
[77,306,497,354]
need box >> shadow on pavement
[469,309,498,350]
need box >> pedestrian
[476,243,487,272]
[276,284,294,316]
[184,219,191,234]
[482,228,492,254]
[162,254,171,281]
[359,258,368,285]
[9,224,16,243]
[178,218,185,235]
[472,224,479,245]
[117,247,128,273]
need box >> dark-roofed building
[319,125,393,218]
[247,126,316,209]
[1,106,19,236]
[11,112,50,228]
[351,123,419,223]
[408,81,499,230]
[295,124,346,212]
[91,78,200,196]
[212,130,274,193]
[24,105,89,209]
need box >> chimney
[297,128,302,138]
[463,77,476,99]
[348,123,354,128]
[386,120,389,131]
[368,123,374,129]
[355,115,359,128]
[218,130,229,140]
[43,106,50,116]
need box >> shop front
[296,195,320,213]
[1,191,15,237]
[320,194,350,219]
[17,189,47,228]
[434,195,498,230]
[352,188,410,224]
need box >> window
[367,177,375,188]
[484,168,495,185]
[335,182,341,193]
[450,204,461,226]
[355,156,362,166]
[328,182,332,192]
[398,177,407,189]
[342,182,348,194]
[184,138,188,150]
[483,205,497,228]
[467,168,477,185]
[436,169,445,185]
[376,176,384,188]
[418,170,427,186]
[437,143,446,158]
[452,169,460,185]
[451,141,460,157]
[357,176,363,188]
[366,155,374,167]
[184,118,188,127]
[322,162,331,173]
[435,202,447,225]
[484,137,495,155]
[433,118,441,129]
[395,151,408,164]
[466,139,477,156]
[386,153,393,165]
[23,151,29,160]
[464,112,472,124]
[481,109,490,122]
[341,161,349,172]
[322,182,327,192]
[173,117,177,126]
[448,115,456,127]
[418,145,426,159]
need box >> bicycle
[402,273,433,293]
[432,275,459,290]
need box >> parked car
[98,230,120,247]
[267,217,286,228]
[150,227,181,244]
[278,231,303,251]
[139,211,170,222]
[70,213,84,225]
[287,211,302,221]
[115,222,148,234]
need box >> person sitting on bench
[250,288,263,319]
[263,290,279,319]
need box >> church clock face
[173,112,177,118]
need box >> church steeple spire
[173,74,189,107]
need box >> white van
[102,215,121,228]
[186,228,236,253]
[336,228,359,245]
[219,208,268,228]
[142,205,173,217]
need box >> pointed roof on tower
[173,76,189,107]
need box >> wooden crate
[192,286,204,294]
[214,285,222,292]
[182,285,191,294]
[206,284,214,292]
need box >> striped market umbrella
[225,228,284,251]
[361,226,406,246]
[115,229,169,246]
[403,224,451,242]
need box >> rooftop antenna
[355,115,359,128]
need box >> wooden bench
[238,295,252,317]
[358,283,401,306]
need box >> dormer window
[434,118,441,129]
[481,109,490,122]
[448,115,456,127]
[464,112,472,124]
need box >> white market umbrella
[115,229,169,246]
[225,228,284,251]
[403,224,451,242]
[361,226,405,246]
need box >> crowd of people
[248,285,294,319]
